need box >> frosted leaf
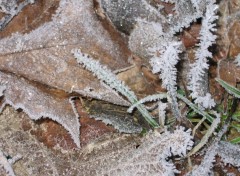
[94,126,193,175]
[99,0,165,34]
[217,141,240,167]
[0,0,131,106]
[0,0,35,30]
[88,114,142,134]
[129,20,168,60]
[168,0,201,33]
[0,84,6,97]
[0,149,18,176]
[234,54,240,67]
[158,0,207,33]
[0,107,194,175]
[0,71,81,147]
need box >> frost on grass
[186,142,217,176]
[127,0,219,113]
[74,49,159,128]
[188,0,218,109]
[0,71,81,147]
[149,39,183,118]
[129,19,183,118]
[127,0,219,118]
[0,0,131,106]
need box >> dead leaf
[0,0,60,37]
[0,71,81,147]
[217,0,240,58]
[0,107,193,175]
[218,59,240,86]
[0,0,131,106]
[0,0,144,148]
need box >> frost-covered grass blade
[177,94,214,123]
[216,78,240,98]
[73,49,159,128]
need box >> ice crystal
[149,39,183,118]
[188,0,218,109]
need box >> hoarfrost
[0,71,81,147]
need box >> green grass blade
[216,78,240,98]
[177,94,214,123]
[230,137,240,144]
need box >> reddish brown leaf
[0,71,81,147]
[0,0,60,37]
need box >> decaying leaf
[216,3,240,85]
[0,0,131,106]
[217,0,240,58]
[218,59,240,86]
[98,0,165,34]
[0,71,81,147]
[0,0,35,31]
[0,0,60,37]
[0,106,194,175]
[0,0,140,147]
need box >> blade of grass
[177,94,214,123]
[216,78,240,98]
[230,137,240,144]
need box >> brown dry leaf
[0,0,131,106]
[0,71,81,147]
[0,0,60,37]
[217,0,240,58]
[181,23,201,48]
[0,106,193,176]
[0,0,135,147]
[213,0,240,96]
[218,59,240,86]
